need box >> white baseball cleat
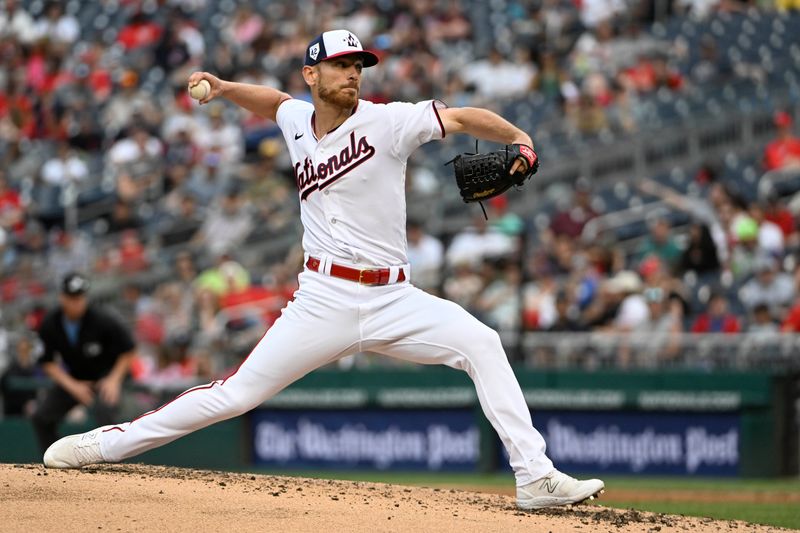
[516,470,605,510]
[43,426,112,468]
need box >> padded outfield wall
[0,369,796,477]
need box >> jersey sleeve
[275,98,313,133]
[386,100,447,161]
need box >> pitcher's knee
[223,386,264,415]
[477,326,505,352]
[457,326,506,362]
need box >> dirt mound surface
[0,464,788,533]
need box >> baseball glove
[446,143,539,203]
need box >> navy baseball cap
[62,272,90,296]
[305,30,379,68]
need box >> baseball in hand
[188,79,211,100]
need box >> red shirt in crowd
[763,137,800,171]
[781,304,800,332]
[690,314,741,334]
[117,20,163,50]
[765,208,795,238]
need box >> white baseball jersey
[276,98,446,267]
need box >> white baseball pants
[100,268,554,486]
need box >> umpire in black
[32,272,136,453]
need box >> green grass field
[254,470,800,530]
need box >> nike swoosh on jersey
[295,133,304,140]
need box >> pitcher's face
[311,56,364,109]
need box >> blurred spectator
[0,334,41,416]
[676,222,720,275]
[195,256,250,297]
[174,250,198,290]
[193,188,253,257]
[548,290,585,331]
[0,171,24,234]
[47,229,93,283]
[460,48,535,99]
[610,271,649,331]
[487,196,525,237]
[192,103,244,169]
[749,202,784,257]
[638,217,681,269]
[32,2,79,46]
[104,200,142,235]
[763,193,796,246]
[0,0,37,43]
[159,192,204,247]
[0,225,8,269]
[154,281,195,346]
[135,334,204,390]
[0,312,7,373]
[738,256,795,316]
[566,93,609,138]
[223,5,264,49]
[102,70,159,134]
[443,261,483,310]
[113,281,149,327]
[550,179,600,239]
[95,230,149,274]
[0,333,39,416]
[580,0,626,28]
[446,214,515,268]
[164,126,200,167]
[690,35,726,84]
[780,292,800,332]
[117,11,163,51]
[523,273,559,330]
[186,153,229,206]
[632,287,684,365]
[748,304,778,333]
[729,216,763,279]
[691,292,741,333]
[637,179,729,265]
[406,219,444,292]
[38,142,88,212]
[1,254,46,302]
[763,111,800,171]
[108,126,164,203]
[474,260,522,331]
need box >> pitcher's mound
[0,464,784,532]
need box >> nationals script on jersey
[276,98,446,267]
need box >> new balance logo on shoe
[516,470,605,510]
[541,478,560,494]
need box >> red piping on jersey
[310,101,359,140]
[101,329,269,434]
[432,100,446,139]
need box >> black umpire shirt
[37,305,135,381]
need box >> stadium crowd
[2,0,800,412]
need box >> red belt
[306,257,406,286]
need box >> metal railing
[517,331,800,371]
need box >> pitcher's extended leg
[45,272,362,466]
[363,285,553,486]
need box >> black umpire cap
[61,272,90,296]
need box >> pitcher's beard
[318,84,358,109]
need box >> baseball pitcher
[44,30,604,510]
